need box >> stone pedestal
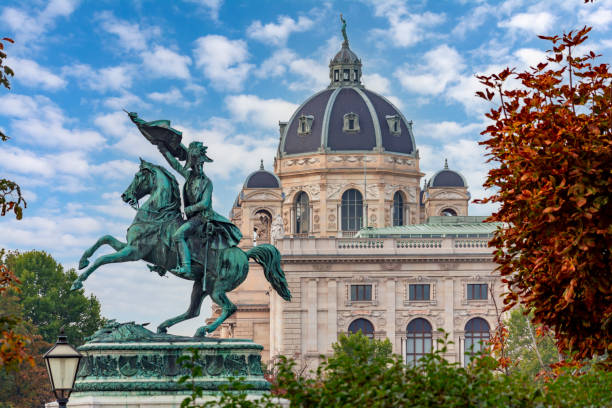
[47,322,281,407]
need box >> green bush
[180,332,612,407]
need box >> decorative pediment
[243,191,282,201]
[430,191,466,200]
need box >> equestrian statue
[70,112,291,337]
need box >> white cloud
[579,6,612,28]
[514,48,547,68]
[394,45,465,95]
[94,111,159,159]
[7,57,66,90]
[417,121,484,141]
[247,15,314,46]
[147,87,184,103]
[66,63,135,93]
[0,93,105,150]
[141,46,192,80]
[183,0,224,21]
[362,73,390,95]
[103,92,149,110]
[193,35,253,91]
[224,95,298,129]
[0,0,80,47]
[96,11,159,52]
[499,12,556,35]
[365,1,445,48]
[452,4,494,37]
[287,57,328,91]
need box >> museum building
[207,35,502,367]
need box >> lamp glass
[44,343,81,391]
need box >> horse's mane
[142,160,181,210]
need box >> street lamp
[43,328,82,408]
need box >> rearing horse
[71,159,291,337]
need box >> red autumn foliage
[0,264,33,371]
[476,26,612,363]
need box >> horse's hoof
[157,327,168,334]
[70,280,83,291]
[78,259,89,270]
[194,326,210,337]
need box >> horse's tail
[246,244,291,301]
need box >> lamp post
[43,328,82,408]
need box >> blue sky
[1,0,610,335]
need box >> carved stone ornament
[74,322,269,393]
[285,184,321,200]
[285,157,320,166]
[384,184,417,202]
[326,184,344,199]
[431,191,465,200]
[386,157,414,166]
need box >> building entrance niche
[253,209,272,245]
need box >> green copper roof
[356,216,502,238]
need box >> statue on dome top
[340,13,348,43]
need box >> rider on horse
[157,141,242,278]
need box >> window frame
[348,318,374,339]
[464,317,490,366]
[409,284,430,301]
[341,189,363,231]
[393,191,405,226]
[297,115,314,136]
[343,112,360,133]
[294,191,309,234]
[350,284,372,301]
[406,318,433,366]
[467,283,488,300]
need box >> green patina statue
[340,13,348,43]
[71,112,291,337]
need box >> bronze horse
[71,159,291,336]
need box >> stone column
[443,278,455,355]
[306,279,318,352]
[385,279,397,353]
[327,279,337,352]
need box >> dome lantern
[329,15,362,88]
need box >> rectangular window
[351,284,372,301]
[348,118,354,129]
[343,69,349,80]
[334,70,339,81]
[409,284,430,301]
[467,284,488,300]
[354,69,358,80]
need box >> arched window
[393,191,404,226]
[348,318,374,339]
[406,318,432,366]
[441,208,457,216]
[294,192,309,234]
[341,189,363,232]
[464,318,490,365]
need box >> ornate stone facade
[210,35,497,368]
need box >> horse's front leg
[79,235,127,270]
[71,246,140,290]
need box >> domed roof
[429,160,467,188]
[331,41,360,66]
[279,36,416,158]
[279,87,416,157]
[243,160,281,189]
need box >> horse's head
[121,159,156,207]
